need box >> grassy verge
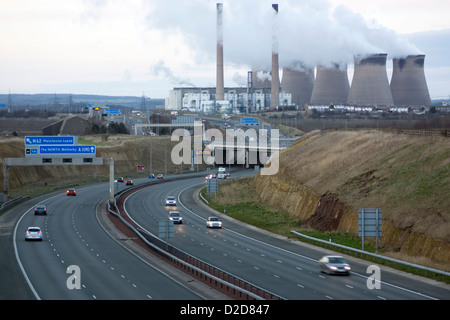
[200,180,378,253]
[200,177,450,283]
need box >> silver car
[319,255,351,275]
[169,211,183,224]
[165,196,177,206]
[25,227,43,241]
[206,217,222,228]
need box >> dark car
[34,204,47,215]
[126,179,133,185]
[319,255,351,275]
[117,177,124,183]
[66,188,76,196]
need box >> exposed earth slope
[254,130,450,268]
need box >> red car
[66,188,76,196]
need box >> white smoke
[145,0,425,84]
[150,60,196,87]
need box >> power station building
[165,86,292,113]
[165,3,432,114]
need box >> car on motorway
[157,173,164,179]
[168,211,183,224]
[25,227,43,241]
[319,255,351,275]
[165,196,177,206]
[126,179,133,185]
[217,171,227,179]
[206,216,222,228]
[34,204,47,215]
[66,188,76,196]
[117,177,124,183]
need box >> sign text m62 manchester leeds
[25,136,76,145]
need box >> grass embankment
[201,129,450,275]
[202,176,378,253]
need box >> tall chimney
[270,4,280,109]
[390,54,431,106]
[347,53,394,106]
[216,3,224,101]
[310,63,350,105]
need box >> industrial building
[165,85,292,113]
[310,63,350,106]
[390,55,431,106]
[165,3,432,114]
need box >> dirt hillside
[0,135,191,196]
[255,130,450,268]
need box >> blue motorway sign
[106,109,121,115]
[25,136,76,146]
[39,145,96,155]
[240,118,260,124]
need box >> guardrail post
[108,158,114,205]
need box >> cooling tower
[216,3,224,101]
[252,70,271,88]
[347,53,394,106]
[270,4,280,109]
[310,63,349,105]
[390,54,431,106]
[281,64,314,107]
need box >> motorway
[4,181,211,300]
[2,170,450,300]
[122,170,450,300]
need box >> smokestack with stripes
[310,63,350,105]
[347,53,394,106]
[390,54,431,106]
[270,3,280,109]
[216,3,224,101]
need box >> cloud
[150,60,196,87]
[144,0,426,72]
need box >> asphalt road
[4,182,206,300]
[2,171,449,300]
[122,171,450,300]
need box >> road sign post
[358,208,382,252]
[206,178,218,199]
[159,220,174,239]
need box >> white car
[206,217,222,228]
[169,211,183,224]
[165,196,177,206]
[25,227,43,241]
